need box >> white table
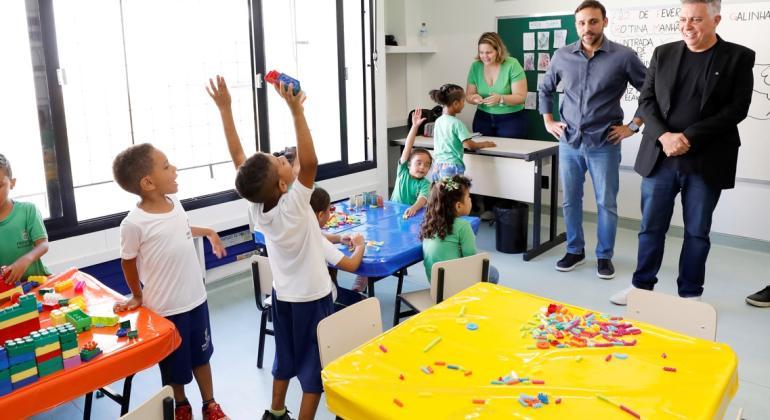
[390,135,565,260]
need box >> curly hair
[112,143,155,195]
[0,153,12,178]
[429,84,465,107]
[234,152,279,204]
[420,175,472,241]
[310,187,330,214]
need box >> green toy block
[10,359,36,375]
[58,299,70,307]
[91,314,119,327]
[6,338,35,358]
[38,288,54,296]
[31,330,59,347]
[80,347,102,362]
[127,330,138,339]
[65,309,92,333]
[37,357,63,377]
[119,320,131,330]
[0,369,10,381]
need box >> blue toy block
[11,374,37,390]
[0,347,7,370]
[0,378,12,397]
[21,282,35,294]
[115,328,127,338]
[9,352,34,366]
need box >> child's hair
[0,153,12,178]
[475,32,509,64]
[429,84,465,107]
[420,175,472,241]
[310,187,331,214]
[409,148,432,165]
[112,143,155,195]
[235,153,278,204]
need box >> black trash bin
[494,200,529,254]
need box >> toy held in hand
[265,70,301,94]
[272,146,297,165]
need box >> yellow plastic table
[322,283,737,419]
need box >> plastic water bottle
[418,22,429,46]
[264,70,301,94]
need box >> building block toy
[80,341,102,362]
[127,330,138,339]
[120,320,131,330]
[21,282,36,294]
[27,275,47,285]
[264,70,301,94]
[65,309,92,333]
[0,295,41,343]
[0,346,7,371]
[116,328,127,338]
[54,279,74,293]
[50,309,66,326]
[68,295,86,311]
[74,279,86,294]
[6,336,38,390]
[91,314,119,328]
[37,288,54,297]
[0,368,11,397]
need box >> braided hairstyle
[420,175,472,241]
[428,83,465,107]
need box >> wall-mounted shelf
[385,45,436,54]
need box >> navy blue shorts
[271,291,334,393]
[158,301,214,386]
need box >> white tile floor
[32,219,770,419]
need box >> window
[3,0,375,239]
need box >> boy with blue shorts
[112,144,229,420]
[208,75,331,420]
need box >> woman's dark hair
[420,175,472,241]
[429,84,465,107]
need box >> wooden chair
[393,253,490,326]
[118,386,173,420]
[251,255,275,368]
[317,297,383,368]
[626,288,717,340]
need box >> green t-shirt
[0,201,50,279]
[433,115,472,166]
[422,218,477,282]
[467,57,526,115]
[390,161,431,205]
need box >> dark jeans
[472,109,528,138]
[632,162,722,297]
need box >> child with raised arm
[428,84,497,182]
[111,144,229,420]
[393,109,432,218]
[207,75,331,420]
[0,153,50,285]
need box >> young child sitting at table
[0,153,50,286]
[310,187,366,308]
[420,175,499,284]
[111,144,229,420]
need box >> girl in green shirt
[420,175,498,284]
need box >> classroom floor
[32,218,770,419]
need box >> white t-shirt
[120,195,207,316]
[250,183,333,302]
[322,234,345,302]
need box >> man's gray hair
[682,0,721,16]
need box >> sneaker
[175,404,193,420]
[261,408,294,420]
[745,286,770,307]
[352,275,368,292]
[555,250,585,272]
[610,285,635,306]
[202,402,230,420]
[596,259,615,279]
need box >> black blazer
[634,36,755,189]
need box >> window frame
[27,0,376,241]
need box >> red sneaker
[175,404,193,420]
[202,401,230,420]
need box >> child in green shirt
[0,153,50,285]
[420,175,498,283]
[392,109,432,218]
[428,84,496,182]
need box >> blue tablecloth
[254,201,480,278]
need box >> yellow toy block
[27,275,48,285]
[68,296,87,311]
[62,347,79,359]
[51,309,66,326]
[54,279,74,293]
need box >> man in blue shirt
[538,0,646,279]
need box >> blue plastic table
[254,201,479,297]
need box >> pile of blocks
[0,295,41,343]
[59,324,80,369]
[4,337,38,391]
[0,346,11,396]
[32,327,63,378]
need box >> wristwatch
[628,121,640,133]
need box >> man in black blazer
[610,0,755,305]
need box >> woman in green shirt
[466,32,528,138]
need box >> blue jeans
[559,142,621,259]
[632,163,721,298]
[472,110,528,138]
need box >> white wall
[385,0,770,242]
[47,0,390,274]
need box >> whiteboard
[606,2,770,182]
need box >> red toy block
[0,317,41,343]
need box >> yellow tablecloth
[322,283,738,419]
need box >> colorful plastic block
[68,296,86,311]
[80,347,102,362]
[51,309,66,326]
[91,314,119,327]
[127,330,138,339]
[120,320,131,330]
[21,282,36,294]
[0,376,11,397]
[0,346,7,370]
[63,355,81,369]
[11,374,37,390]
[65,309,92,333]
[116,328,127,338]
[27,275,47,285]
[38,287,54,296]
[37,357,63,377]
[74,280,86,294]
